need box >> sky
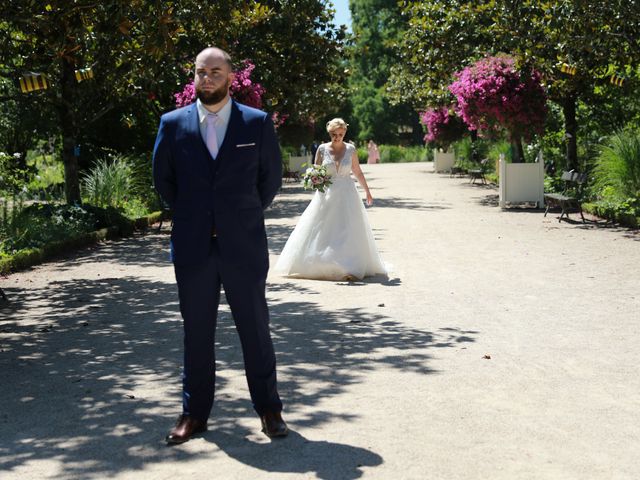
[332,0,352,31]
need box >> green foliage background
[1,0,640,261]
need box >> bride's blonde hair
[326,118,349,133]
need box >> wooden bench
[450,165,467,177]
[282,167,300,183]
[544,170,587,222]
[469,158,489,184]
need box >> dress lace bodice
[320,143,354,178]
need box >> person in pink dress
[367,140,380,164]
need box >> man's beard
[196,78,230,105]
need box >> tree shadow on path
[0,231,476,479]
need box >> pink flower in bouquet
[302,164,331,192]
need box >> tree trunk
[510,136,525,163]
[470,129,479,163]
[562,93,578,171]
[59,57,81,205]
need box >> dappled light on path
[2,163,639,479]
[0,227,474,478]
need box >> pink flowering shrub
[419,107,468,152]
[173,60,286,127]
[271,111,289,129]
[230,60,266,109]
[174,82,195,108]
[448,56,547,143]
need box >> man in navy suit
[153,47,287,444]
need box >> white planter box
[498,153,545,208]
[288,154,312,173]
[433,149,455,173]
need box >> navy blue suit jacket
[152,100,282,271]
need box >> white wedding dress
[274,143,387,280]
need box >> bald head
[196,47,233,71]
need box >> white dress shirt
[196,98,232,154]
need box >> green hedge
[379,145,431,163]
[583,202,639,228]
[0,210,166,275]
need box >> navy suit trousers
[174,238,282,420]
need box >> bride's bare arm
[351,151,374,206]
[314,145,322,165]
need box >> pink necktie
[206,113,219,159]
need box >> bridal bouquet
[302,164,332,193]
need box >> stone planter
[498,153,545,208]
[433,149,455,173]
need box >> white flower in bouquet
[302,164,332,193]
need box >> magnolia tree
[174,60,287,128]
[419,107,467,153]
[449,56,547,163]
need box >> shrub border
[583,203,639,229]
[0,210,166,275]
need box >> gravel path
[1,162,638,479]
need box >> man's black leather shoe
[166,414,207,445]
[260,410,289,438]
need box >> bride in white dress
[274,118,387,281]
